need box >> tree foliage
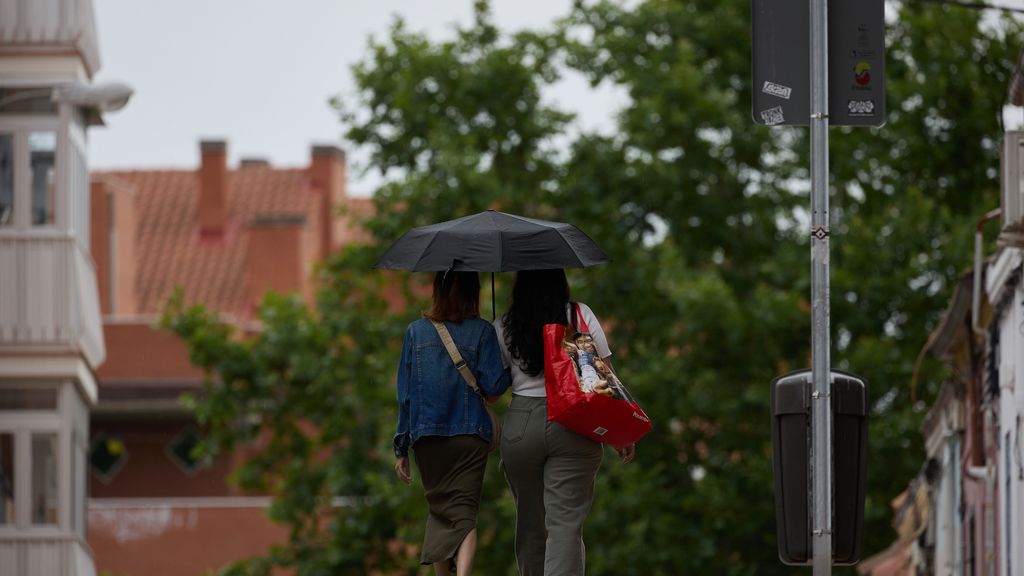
[164,1,1023,574]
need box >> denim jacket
[393,317,510,458]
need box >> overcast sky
[90,0,627,196]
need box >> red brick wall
[89,504,288,576]
[90,419,237,498]
[97,321,203,381]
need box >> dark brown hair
[425,271,480,323]
[501,269,570,376]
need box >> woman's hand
[615,443,636,464]
[484,394,502,405]
[395,457,411,484]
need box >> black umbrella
[375,210,610,318]
[374,209,610,272]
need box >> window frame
[165,426,205,477]
[0,115,62,232]
[89,430,130,485]
[0,383,66,538]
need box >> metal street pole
[809,0,832,573]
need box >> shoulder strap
[430,320,485,398]
[570,302,590,333]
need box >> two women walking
[393,269,636,575]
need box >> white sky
[90,0,628,196]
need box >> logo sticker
[854,62,871,86]
[847,99,876,117]
[760,106,785,126]
[593,426,608,436]
[762,81,792,100]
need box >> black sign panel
[752,0,885,127]
[829,0,885,127]
[752,0,809,127]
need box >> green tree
[164,1,1023,574]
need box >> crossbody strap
[430,320,485,399]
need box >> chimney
[239,157,269,168]
[198,140,228,236]
[308,144,347,257]
[90,177,138,315]
[245,215,312,313]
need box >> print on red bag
[562,333,631,402]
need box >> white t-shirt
[492,302,612,398]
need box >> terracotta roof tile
[94,167,319,319]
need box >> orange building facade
[86,141,371,576]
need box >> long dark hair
[425,271,480,322]
[501,269,570,377]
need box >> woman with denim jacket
[393,271,510,575]
[493,269,635,576]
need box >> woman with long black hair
[393,271,510,575]
[493,269,635,576]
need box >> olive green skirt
[412,434,489,565]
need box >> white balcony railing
[0,234,105,368]
[0,0,101,76]
[0,535,95,576]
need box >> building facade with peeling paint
[859,127,1024,576]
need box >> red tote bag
[543,304,652,446]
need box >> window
[0,95,60,228]
[72,429,86,538]
[89,433,128,484]
[968,514,976,576]
[29,131,55,226]
[31,433,57,525]
[1006,431,1012,576]
[0,381,82,533]
[0,433,13,525]
[0,387,58,410]
[167,428,204,475]
[0,88,56,115]
[0,133,11,226]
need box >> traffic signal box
[771,369,868,565]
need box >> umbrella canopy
[374,209,610,272]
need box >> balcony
[0,234,105,370]
[0,535,94,576]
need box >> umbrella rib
[497,226,504,272]
[412,230,448,270]
[489,210,507,272]
[554,228,586,268]
[501,211,558,229]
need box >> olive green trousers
[500,395,604,576]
